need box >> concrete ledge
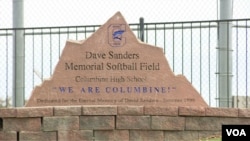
[118,105,143,115]
[205,107,238,117]
[2,105,250,118]
[82,105,117,115]
[238,108,250,117]
[179,106,206,116]
[54,106,81,116]
[0,108,16,117]
[17,107,53,117]
[144,106,178,116]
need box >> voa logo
[222,125,249,140]
[226,129,246,136]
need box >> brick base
[1,106,250,141]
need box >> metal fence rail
[0,19,249,107]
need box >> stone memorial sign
[25,12,208,107]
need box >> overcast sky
[0,0,249,28]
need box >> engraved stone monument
[25,12,208,107]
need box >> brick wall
[1,106,250,141]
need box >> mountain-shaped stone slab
[25,12,208,107]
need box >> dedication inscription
[25,12,208,107]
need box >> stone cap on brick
[1,106,250,118]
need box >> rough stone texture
[19,131,57,141]
[178,106,205,116]
[186,117,250,131]
[82,105,117,115]
[205,107,238,117]
[2,106,250,141]
[116,116,150,129]
[234,117,250,125]
[238,108,250,117]
[0,131,17,141]
[43,116,79,131]
[198,131,221,140]
[25,12,208,107]
[185,117,222,131]
[0,108,16,117]
[94,130,129,141]
[144,106,178,116]
[165,131,198,141]
[54,106,81,116]
[17,107,53,117]
[117,105,143,115]
[80,116,114,130]
[130,130,164,141]
[3,118,41,131]
[58,130,93,141]
[151,116,185,130]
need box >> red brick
[19,131,57,141]
[43,116,79,131]
[238,108,250,117]
[17,107,53,117]
[0,131,17,141]
[117,106,143,115]
[206,107,238,117]
[116,116,150,129]
[130,130,164,141]
[82,105,117,115]
[94,130,129,141]
[0,108,16,117]
[3,118,41,131]
[151,116,185,130]
[58,130,93,141]
[179,106,205,116]
[144,106,178,116]
[54,106,81,116]
[80,116,114,130]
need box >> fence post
[12,0,25,107]
[217,0,233,107]
[139,17,144,42]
